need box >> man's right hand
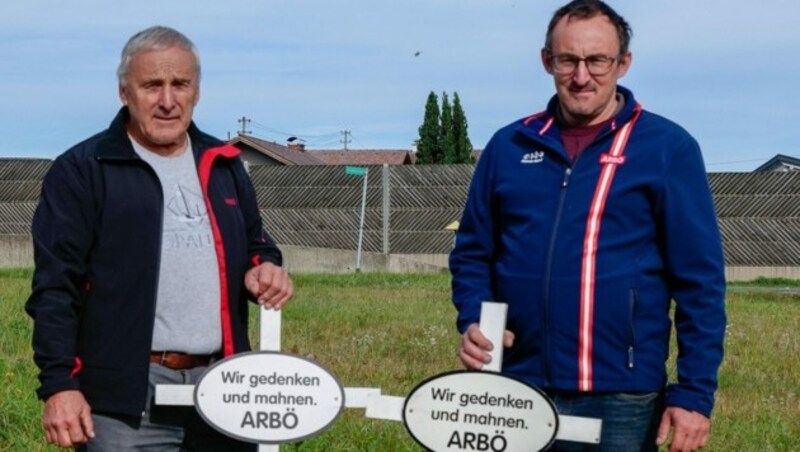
[43,390,95,448]
[459,323,515,370]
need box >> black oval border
[193,351,346,445]
[402,370,559,452]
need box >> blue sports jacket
[26,108,282,417]
[450,86,726,417]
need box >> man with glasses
[450,1,726,450]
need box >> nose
[571,60,592,85]
[158,87,176,110]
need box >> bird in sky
[414,51,421,57]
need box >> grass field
[2,269,799,450]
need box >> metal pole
[381,164,390,254]
[356,168,368,271]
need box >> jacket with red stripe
[26,108,282,417]
[450,86,726,417]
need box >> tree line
[416,91,473,164]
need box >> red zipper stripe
[522,111,554,135]
[198,144,241,357]
[523,111,546,126]
[539,117,555,135]
[578,106,641,391]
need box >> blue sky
[1,0,797,171]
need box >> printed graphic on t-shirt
[163,184,213,250]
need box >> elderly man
[26,26,292,450]
[450,1,726,451]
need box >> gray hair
[117,26,201,86]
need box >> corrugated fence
[0,159,48,235]
[250,164,472,254]
[4,158,800,266]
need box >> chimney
[288,143,305,152]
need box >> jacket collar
[517,85,639,146]
[95,107,213,161]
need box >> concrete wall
[0,238,450,274]
[3,235,798,280]
[281,245,448,273]
[0,235,33,268]
[725,266,800,281]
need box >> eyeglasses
[548,53,618,76]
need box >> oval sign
[403,371,558,452]
[194,351,344,444]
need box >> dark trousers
[546,390,664,452]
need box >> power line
[306,138,342,148]
[249,121,293,137]
[238,127,342,148]
[706,154,800,168]
[249,120,340,140]
[347,132,364,148]
[707,157,772,166]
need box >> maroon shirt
[560,118,613,163]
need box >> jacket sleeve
[25,153,96,400]
[659,134,727,417]
[449,140,498,333]
[233,161,282,269]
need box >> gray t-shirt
[132,136,222,354]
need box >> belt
[150,351,219,370]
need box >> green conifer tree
[440,92,456,164]
[416,91,441,164]
[452,92,474,163]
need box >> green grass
[2,271,799,450]
[0,268,46,451]
[728,276,800,287]
[712,290,800,449]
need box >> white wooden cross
[360,302,602,445]
[156,302,600,450]
[155,307,382,451]
[155,308,285,451]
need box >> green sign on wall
[344,166,367,176]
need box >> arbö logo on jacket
[521,151,545,164]
[599,153,626,165]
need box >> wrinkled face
[119,46,199,156]
[542,14,631,126]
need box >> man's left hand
[244,262,293,309]
[656,406,710,451]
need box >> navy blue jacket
[26,108,282,417]
[450,87,726,417]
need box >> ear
[615,51,633,78]
[119,84,129,106]
[541,48,554,74]
[194,85,201,106]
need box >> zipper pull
[562,167,572,188]
[628,346,634,368]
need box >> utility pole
[238,116,251,136]
[340,130,351,150]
